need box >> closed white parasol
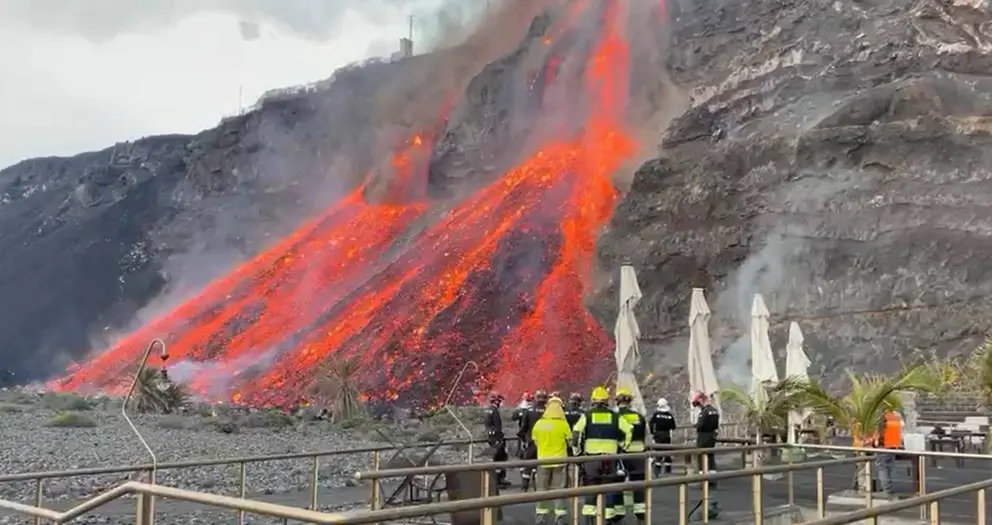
[749,293,779,405]
[688,288,720,413]
[615,265,646,414]
[785,322,811,443]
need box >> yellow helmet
[615,387,632,398]
[590,386,609,402]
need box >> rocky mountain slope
[4,0,992,394]
[594,0,992,390]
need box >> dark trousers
[581,458,622,521]
[696,432,717,472]
[616,458,646,517]
[490,439,508,482]
[653,434,673,473]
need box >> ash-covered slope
[596,0,992,390]
[0,58,436,382]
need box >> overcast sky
[0,0,478,169]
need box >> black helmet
[568,392,582,403]
[534,389,549,403]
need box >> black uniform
[649,409,677,473]
[518,403,545,490]
[484,406,508,483]
[512,405,530,455]
[565,404,583,429]
[695,404,720,472]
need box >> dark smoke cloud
[0,0,482,43]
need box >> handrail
[355,443,780,479]
[0,438,495,483]
[799,443,992,461]
[328,457,868,524]
[0,456,868,524]
[0,422,746,484]
[800,477,992,525]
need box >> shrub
[46,411,98,428]
[41,393,93,412]
[244,409,296,429]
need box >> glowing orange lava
[50,0,639,407]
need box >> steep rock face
[0,58,429,381]
[596,0,992,390]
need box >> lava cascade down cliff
[50,0,642,407]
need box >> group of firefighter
[483,387,721,525]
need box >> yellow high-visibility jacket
[531,401,572,466]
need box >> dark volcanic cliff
[0,58,431,381]
[5,0,992,392]
[595,0,992,390]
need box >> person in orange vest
[872,409,903,497]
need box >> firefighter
[519,389,549,491]
[532,397,572,524]
[565,393,584,429]
[691,391,720,474]
[484,392,511,487]
[572,386,632,525]
[614,387,648,522]
[649,397,677,475]
[513,391,534,450]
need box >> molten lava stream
[243,148,582,405]
[51,132,432,394]
[493,0,635,395]
[49,196,363,392]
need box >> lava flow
[51,0,639,407]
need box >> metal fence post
[786,447,794,506]
[595,492,605,525]
[701,453,710,523]
[33,478,43,525]
[978,488,987,525]
[570,463,580,525]
[919,455,927,521]
[481,470,495,525]
[678,483,687,525]
[929,500,939,525]
[816,467,825,518]
[237,461,247,525]
[135,491,153,525]
[309,456,319,510]
[751,473,762,525]
[644,456,653,525]
[865,459,873,508]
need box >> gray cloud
[0,0,476,43]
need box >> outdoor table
[928,437,964,467]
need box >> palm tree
[796,364,943,493]
[719,377,808,474]
[329,357,363,423]
[131,366,189,413]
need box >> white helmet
[656,398,670,411]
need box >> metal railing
[0,444,864,524]
[0,437,489,525]
[4,442,992,524]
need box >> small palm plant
[329,357,363,423]
[795,364,942,493]
[719,376,808,473]
[132,367,189,414]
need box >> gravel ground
[0,392,487,510]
